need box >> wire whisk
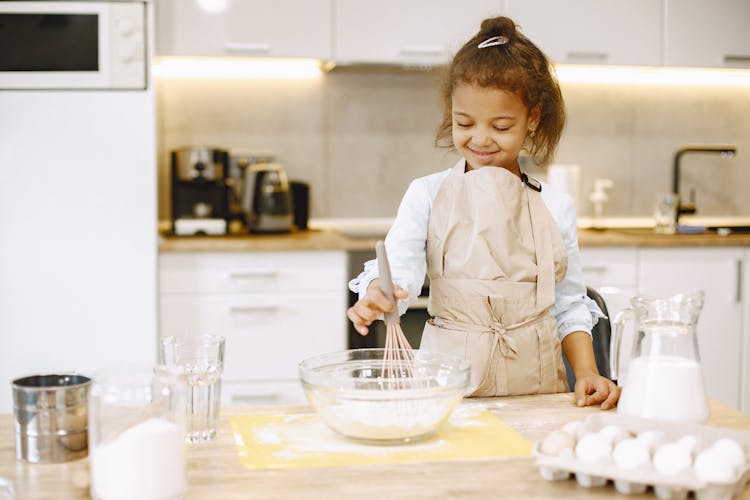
[375,241,416,386]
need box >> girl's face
[451,83,539,173]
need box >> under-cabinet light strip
[554,65,750,87]
[152,58,750,86]
[152,57,324,80]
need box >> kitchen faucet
[672,145,737,224]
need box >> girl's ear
[528,105,542,133]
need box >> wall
[156,69,750,221]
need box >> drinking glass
[653,192,679,234]
[160,335,225,443]
[88,365,186,500]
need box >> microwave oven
[0,1,146,90]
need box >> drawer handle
[582,266,608,273]
[231,392,280,403]
[224,42,271,54]
[229,271,278,279]
[399,44,445,56]
[229,305,278,314]
[566,51,608,62]
[723,55,750,65]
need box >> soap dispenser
[589,179,614,229]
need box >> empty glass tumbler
[160,335,225,443]
[653,192,679,234]
[88,365,186,500]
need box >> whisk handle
[375,241,400,326]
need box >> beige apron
[420,162,569,397]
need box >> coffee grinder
[171,147,229,235]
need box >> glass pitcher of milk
[611,291,709,423]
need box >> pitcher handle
[610,307,634,381]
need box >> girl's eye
[494,126,510,132]
[456,122,472,128]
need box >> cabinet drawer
[159,291,347,380]
[222,380,307,407]
[159,251,346,294]
[579,248,637,287]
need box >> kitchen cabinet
[155,0,332,59]
[159,251,348,406]
[637,248,744,411]
[579,246,747,411]
[664,0,750,68]
[332,0,502,65]
[505,0,662,66]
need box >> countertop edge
[158,228,750,253]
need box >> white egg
[540,430,576,456]
[598,424,629,446]
[711,438,746,469]
[675,434,699,457]
[694,448,737,483]
[653,442,692,475]
[575,432,612,464]
[635,430,666,454]
[613,438,651,469]
[562,420,586,439]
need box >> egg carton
[533,413,750,500]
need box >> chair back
[562,287,613,389]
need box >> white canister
[88,365,186,500]
[546,164,581,216]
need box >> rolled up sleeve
[348,177,431,316]
[547,194,605,341]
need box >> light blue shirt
[349,162,604,341]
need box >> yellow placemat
[229,406,532,469]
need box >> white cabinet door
[159,250,348,396]
[156,0,332,58]
[333,0,502,65]
[506,0,662,66]
[223,379,307,407]
[665,0,750,68]
[160,291,347,380]
[637,248,744,410]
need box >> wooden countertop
[158,229,378,253]
[3,393,750,499]
[158,228,750,253]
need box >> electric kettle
[243,163,293,233]
[611,291,709,423]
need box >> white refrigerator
[0,78,156,411]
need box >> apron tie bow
[489,322,518,359]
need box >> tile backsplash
[156,69,750,221]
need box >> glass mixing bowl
[298,348,471,444]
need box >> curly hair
[435,16,565,167]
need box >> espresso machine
[171,147,229,235]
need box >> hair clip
[478,36,509,49]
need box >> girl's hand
[346,279,409,336]
[574,374,621,410]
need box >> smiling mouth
[469,148,499,159]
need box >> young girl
[347,16,620,410]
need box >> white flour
[251,406,489,459]
[90,417,186,500]
[319,397,459,441]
